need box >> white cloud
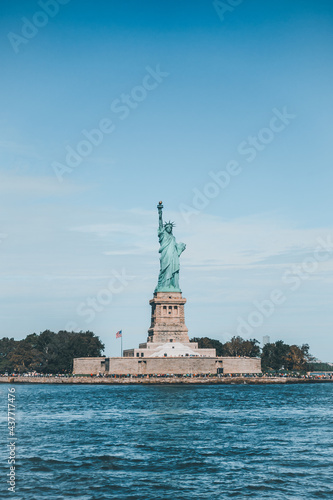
[71,223,153,237]
[68,209,333,276]
[0,173,85,196]
[0,140,40,158]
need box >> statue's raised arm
[155,202,186,293]
[157,201,164,231]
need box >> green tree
[37,330,105,373]
[261,341,289,371]
[308,361,332,371]
[0,337,17,372]
[223,336,260,357]
[191,337,225,356]
[7,338,44,373]
[0,330,105,374]
[190,336,260,357]
[261,341,311,372]
[285,345,309,372]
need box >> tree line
[191,336,261,358]
[0,330,104,374]
[191,336,327,372]
[0,331,328,374]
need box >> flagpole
[121,332,123,357]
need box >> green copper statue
[155,202,186,293]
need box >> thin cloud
[0,174,85,196]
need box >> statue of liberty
[155,202,186,292]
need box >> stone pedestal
[147,292,189,344]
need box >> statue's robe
[156,228,186,291]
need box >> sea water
[0,383,333,499]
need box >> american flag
[116,330,122,339]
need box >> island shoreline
[1,376,332,385]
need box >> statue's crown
[164,220,175,228]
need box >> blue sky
[1,0,333,361]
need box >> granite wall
[73,356,261,375]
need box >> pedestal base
[147,292,189,344]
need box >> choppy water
[1,383,333,499]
